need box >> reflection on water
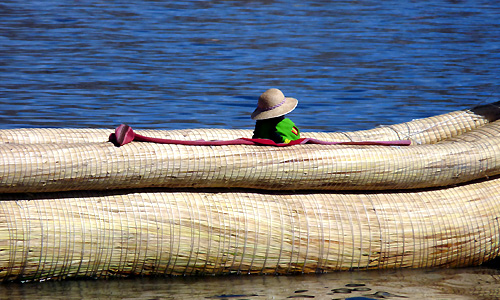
[1,267,500,300]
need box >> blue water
[1,0,500,298]
[1,0,499,132]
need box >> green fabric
[276,118,300,143]
[252,117,300,143]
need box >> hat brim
[251,97,298,120]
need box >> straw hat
[251,88,298,120]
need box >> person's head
[251,88,298,120]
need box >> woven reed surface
[1,177,499,281]
[443,117,500,142]
[2,101,500,145]
[2,119,500,193]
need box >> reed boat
[1,101,500,282]
[2,102,500,193]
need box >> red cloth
[109,124,411,147]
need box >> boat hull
[1,101,500,282]
[1,177,499,281]
[2,120,500,193]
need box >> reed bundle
[2,119,500,193]
[2,101,500,283]
[1,176,499,282]
[1,101,499,145]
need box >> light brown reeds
[1,102,500,283]
[1,176,499,282]
[1,101,500,145]
[2,120,500,193]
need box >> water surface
[1,0,500,299]
[1,0,499,131]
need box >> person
[251,88,300,144]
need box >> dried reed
[1,102,500,283]
[2,120,500,193]
[1,176,499,282]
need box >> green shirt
[252,117,300,143]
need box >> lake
[1,0,500,299]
